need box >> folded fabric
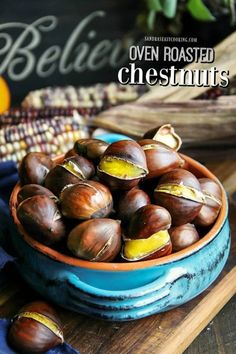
[0,318,80,354]
[0,161,18,204]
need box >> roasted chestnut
[17,184,57,204]
[154,169,205,226]
[17,195,66,245]
[19,152,54,185]
[74,138,109,162]
[169,223,200,251]
[64,148,77,159]
[67,218,121,261]
[138,139,184,179]
[45,155,95,196]
[8,301,63,353]
[143,124,182,151]
[98,140,148,190]
[127,204,171,240]
[122,230,172,261]
[60,180,113,220]
[116,188,151,223]
[194,178,222,227]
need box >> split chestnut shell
[17,195,66,245]
[45,156,95,196]
[60,180,113,220]
[8,301,63,353]
[98,140,148,190]
[138,139,184,179]
[19,152,54,186]
[194,178,222,227]
[154,169,205,226]
[127,204,171,240]
[67,219,121,262]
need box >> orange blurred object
[0,77,11,113]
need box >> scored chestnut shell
[138,139,184,179]
[127,204,171,240]
[98,140,148,190]
[154,169,205,226]
[17,184,57,204]
[169,223,200,251]
[67,219,122,262]
[74,138,109,162]
[45,155,95,196]
[8,301,63,353]
[17,195,66,245]
[194,178,222,227]
[60,180,113,220]
[122,230,172,262]
[19,152,54,186]
[143,124,182,151]
[116,188,151,223]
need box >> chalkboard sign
[0,0,140,103]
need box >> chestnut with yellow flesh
[8,301,63,353]
[154,169,204,226]
[123,230,171,261]
[156,184,205,204]
[62,160,85,179]
[99,157,146,179]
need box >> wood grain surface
[0,157,235,354]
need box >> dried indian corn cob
[22,83,147,109]
[0,112,88,164]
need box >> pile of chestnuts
[16,126,223,263]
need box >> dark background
[0,0,235,104]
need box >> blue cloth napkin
[0,161,80,354]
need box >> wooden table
[0,157,235,354]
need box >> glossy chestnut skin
[169,223,200,251]
[194,178,222,227]
[67,218,121,261]
[17,195,66,245]
[154,169,204,226]
[64,148,77,159]
[138,139,183,179]
[60,180,113,220]
[127,204,171,240]
[116,188,151,223]
[45,156,95,196]
[8,301,63,353]
[74,138,109,162]
[98,140,148,190]
[17,184,56,204]
[143,124,182,151]
[19,152,54,186]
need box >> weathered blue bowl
[9,153,230,321]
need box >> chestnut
[127,204,171,240]
[60,180,113,220]
[138,139,184,179]
[45,155,95,196]
[143,124,182,151]
[154,169,205,226]
[116,188,151,223]
[194,178,222,227]
[98,140,148,190]
[19,152,54,185]
[8,301,63,353]
[122,230,172,261]
[17,184,57,204]
[74,138,109,162]
[67,218,121,261]
[64,148,77,159]
[17,195,66,245]
[169,223,200,251]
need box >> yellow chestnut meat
[98,140,148,190]
[122,230,172,261]
[67,219,122,261]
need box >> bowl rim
[10,154,228,271]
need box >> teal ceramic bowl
[9,141,230,321]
